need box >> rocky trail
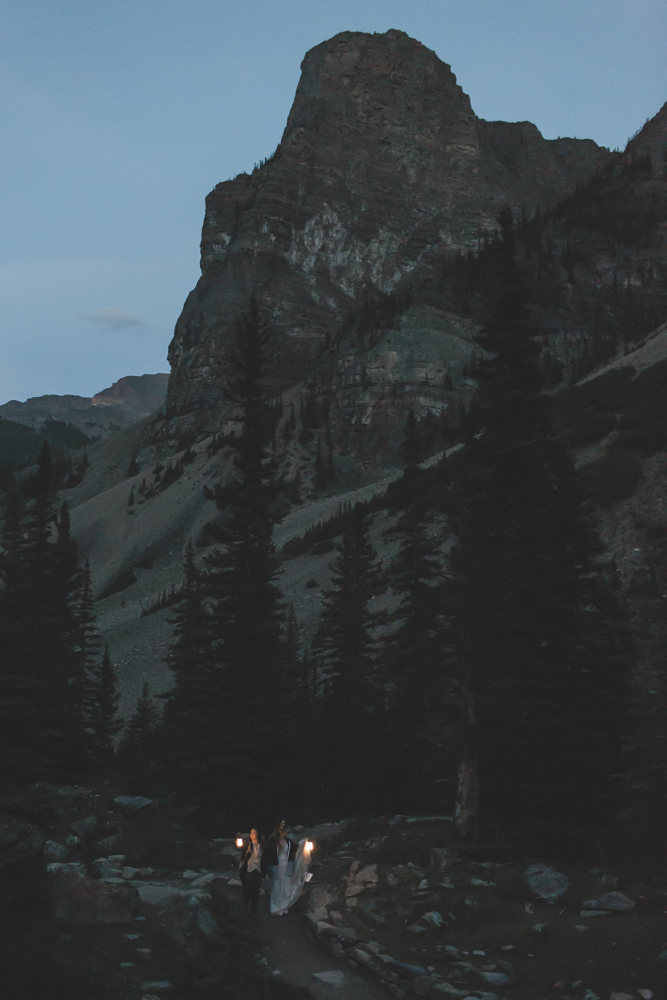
[20,794,667,1000]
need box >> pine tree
[313,435,327,491]
[282,605,317,809]
[313,505,382,814]
[0,488,30,786]
[160,541,215,795]
[0,444,88,784]
[86,645,122,771]
[201,298,287,817]
[444,210,630,838]
[383,412,452,812]
[118,682,158,792]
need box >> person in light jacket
[238,827,263,913]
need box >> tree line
[0,217,660,854]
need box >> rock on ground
[523,862,569,902]
[52,869,139,923]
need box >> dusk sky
[1,0,665,405]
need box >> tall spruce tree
[86,645,122,771]
[0,444,88,784]
[383,412,452,812]
[118,681,158,792]
[160,540,216,795]
[313,505,382,814]
[202,298,287,818]
[445,210,630,838]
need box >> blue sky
[1,0,665,404]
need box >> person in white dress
[260,820,311,916]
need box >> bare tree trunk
[454,632,479,840]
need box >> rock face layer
[164,29,608,430]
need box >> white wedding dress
[268,838,310,915]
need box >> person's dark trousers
[242,868,262,911]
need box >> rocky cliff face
[160,29,608,458]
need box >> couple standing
[238,820,311,916]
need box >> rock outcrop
[161,30,609,445]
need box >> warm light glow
[305,841,314,852]
[236,838,243,848]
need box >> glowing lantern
[236,837,243,848]
[305,841,314,852]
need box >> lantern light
[236,837,243,848]
[305,840,314,852]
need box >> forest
[0,212,664,998]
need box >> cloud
[77,306,145,330]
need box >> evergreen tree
[621,666,667,845]
[282,605,317,809]
[313,505,382,814]
[0,444,88,785]
[201,298,287,818]
[383,413,452,812]
[444,210,630,838]
[86,645,122,771]
[118,682,158,792]
[313,435,327,491]
[160,541,215,794]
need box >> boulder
[96,834,121,852]
[430,985,463,997]
[386,961,428,981]
[412,977,435,997]
[191,873,215,887]
[113,796,157,817]
[421,911,444,929]
[523,863,569,903]
[582,892,635,911]
[309,887,334,911]
[58,786,92,798]
[195,905,221,945]
[479,972,511,985]
[0,813,47,858]
[44,840,70,862]
[596,874,619,888]
[70,815,98,837]
[137,884,182,909]
[314,920,338,940]
[430,848,457,877]
[51,869,139,923]
[352,948,383,974]
[47,862,86,876]
[161,892,221,953]
[91,858,123,879]
[312,971,345,987]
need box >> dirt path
[222,878,387,1000]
